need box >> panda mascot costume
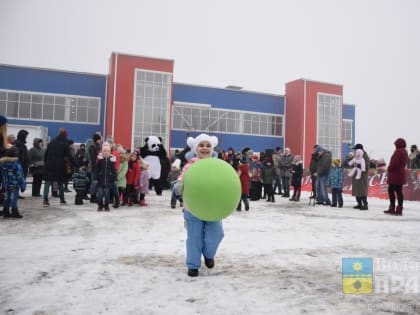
[140,136,169,195]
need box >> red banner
[301,169,420,201]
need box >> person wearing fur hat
[280,147,294,198]
[289,155,303,202]
[328,159,344,208]
[92,143,117,211]
[116,145,128,206]
[384,138,409,216]
[174,133,224,277]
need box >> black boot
[3,208,12,218]
[296,192,301,202]
[244,199,250,211]
[11,208,23,219]
[289,194,296,201]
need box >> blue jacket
[328,166,344,189]
[0,157,26,191]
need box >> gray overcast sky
[1,0,419,161]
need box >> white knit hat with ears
[187,133,218,155]
[171,158,181,170]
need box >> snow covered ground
[1,188,420,315]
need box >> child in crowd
[348,149,366,180]
[328,159,344,208]
[73,166,89,205]
[125,151,141,206]
[289,155,303,202]
[167,159,182,209]
[117,145,128,206]
[261,158,276,202]
[0,146,26,219]
[93,143,117,211]
[174,133,224,277]
[138,160,150,206]
[237,156,251,211]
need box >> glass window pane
[78,98,88,106]
[0,91,7,100]
[55,96,65,105]
[43,104,54,120]
[87,107,98,123]
[77,107,87,122]
[54,105,65,120]
[44,95,54,104]
[7,101,18,117]
[20,93,31,102]
[7,92,18,101]
[69,105,77,121]
[19,102,31,118]
[0,100,6,115]
[32,94,43,103]
[31,103,42,119]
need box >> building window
[172,102,283,137]
[342,119,353,143]
[317,93,342,159]
[133,70,172,149]
[0,89,100,124]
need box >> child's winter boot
[139,200,147,206]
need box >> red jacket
[387,138,409,185]
[126,160,140,186]
[238,161,251,194]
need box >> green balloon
[183,158,241,221]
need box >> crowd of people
[1,113,420,220]
[1,114,420,277]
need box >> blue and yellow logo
[342,258,373,294]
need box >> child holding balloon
[174,133,225,277]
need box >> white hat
[171,158,181,169]
[187,133,218,155]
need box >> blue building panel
[0,65,107,143]
[173,83,284,114]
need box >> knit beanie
[171,158,181,170]
[333,159,341,167]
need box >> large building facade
[0,53,355,167]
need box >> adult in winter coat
[42,128,77,207]
[314,146,332,205]
[351,144,370,210]
[280,148,293,198]
[28,138,45,197]
[13,129,29,178]
[384,138,409,216]
[87,133,102,202]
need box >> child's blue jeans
[183,210,224,269]
[3,188,18,209]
